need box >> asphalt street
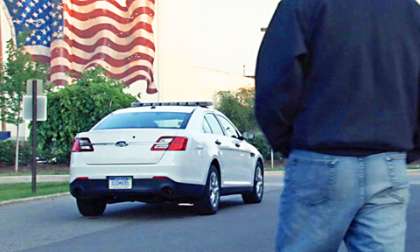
[0,173,420,252]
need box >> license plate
[108,177,132,190]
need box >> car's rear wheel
[76,199,107,217]
[196,165,220,215]
[242,162,264,204]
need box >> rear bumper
[70,178,205,203]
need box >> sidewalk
[0,175,69,184]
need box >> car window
[93,112,191,130]
[202,118,213,134]
[204,114,224,135]
[217,115,239,139]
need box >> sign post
[31,80,38,193]
[23,80,47,194]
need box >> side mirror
[237,135,245,141]
[242,132,255,141]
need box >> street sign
[23,95,47,121]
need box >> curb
[0,192,70,207]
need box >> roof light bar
[131,101,213,108]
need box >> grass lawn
[0,182,69,203]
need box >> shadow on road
[80,197,248,220]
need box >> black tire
[76,199,107,217]
[242,162,264,204]
[196,165,220,215]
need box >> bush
[248,134,271,160]
[0,141,31,167]
[34,68,136,164]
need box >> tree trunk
[1,107,5,131]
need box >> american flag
[3,0,157,94]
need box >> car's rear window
[93,112,191,130]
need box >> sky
[153,0,280,101]
[192,0,279,76]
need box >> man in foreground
[255,0,420,251]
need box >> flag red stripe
[52,79,68,86]
[63,35,155,53]
[64,20,153,39]
[124,75,150,86]
[51,48,154,67]
[52,73,152,87]
[69,0,155,11]
[32,55,50,64]
[50,64,153,80]
[65,5,154,24]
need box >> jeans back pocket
[385,154,409,189]
[287,156,336,206]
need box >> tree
[35,68,136,164]
[215,87,257,133]
[0,38,48,171]
[216,87,271,159]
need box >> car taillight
[71,138,94,152]
[151,137,188,151]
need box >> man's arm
[408,76,420,163]
[255,0,308,156]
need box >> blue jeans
[277,150,410,252]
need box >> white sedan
[70,102,264,216]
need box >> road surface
[0,173,419,252]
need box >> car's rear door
[216,115,252,186]
[204,114,238,186]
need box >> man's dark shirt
[255,0,420,159]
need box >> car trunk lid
[78,129,182,165]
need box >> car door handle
[196,145,204,150]
[215,140,222,145]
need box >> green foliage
[216,87,274,160]
[35,68,136,164]
[248,134,271,160]
[0,38,48,125]
[0,141,31,167]
[215,87,257,133]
